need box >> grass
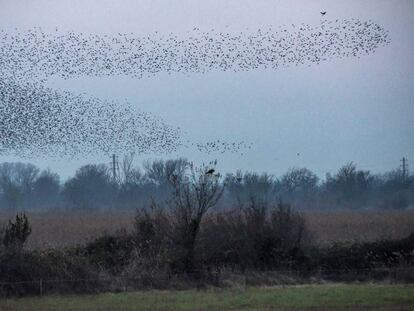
[1,284,414,311]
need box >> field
[1,210,413,249]
[1,284,413,311]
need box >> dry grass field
[1,210,413,249]
[303,210,414,246]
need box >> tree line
[0,157,413,211]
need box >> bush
[199,201,310,271]
[83,232,135,271]
[0,213,104,296]
[312,233,414,271]
[3,212,31,251]
[0,247,101,296]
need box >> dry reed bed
[0,210,413,249]
[303,210,414,246]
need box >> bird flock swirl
[0,19,390,158]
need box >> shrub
[199,200,310,271]
[313,233,414,271]
[83,232,135,271]
[3,212,31,251]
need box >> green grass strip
[1,284,414,311]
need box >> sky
[0,0,413,179]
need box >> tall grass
[1,210,412,249]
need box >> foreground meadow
[1,284,413,311]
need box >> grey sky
[0,0,413,179]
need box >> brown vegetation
[1,209,413,249]
[304,210,414,246]
[1,206,413,297]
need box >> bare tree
[324,162,373,209]
[144,158,188,185]
[277,167,319,209]
[63,164,115,209]
[169,161,223,272]
[224,171,275,207]
[0,163,39,210]
[119,153,135,185]
[32,169,60,210]
[143,158,189,204]
[117,153,149,209]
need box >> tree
[224,171,275,206]
[143,158,189,204]
[169,161,223,272]
[0,163,39,210]
[63,164,115,209]
[324,162,373,209]
[375,169,413,209]
[277,167,319,209]
[117,153,148,209]
[134,161,223,274]
[144,158,188,185]
[32,169,60,210]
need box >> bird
[321,11,327,16]
[205,169,215,175]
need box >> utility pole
[400,157,408,180]
[111,154,119,182]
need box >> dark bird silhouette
[321,11,327,16]
[205,169,215,175]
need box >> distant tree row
[0,158,413,211]
[224,163,413,210]
[0,163,60,211]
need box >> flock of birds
[0,18,390,158]
[0,79,180,158]
[191,140,253,155]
